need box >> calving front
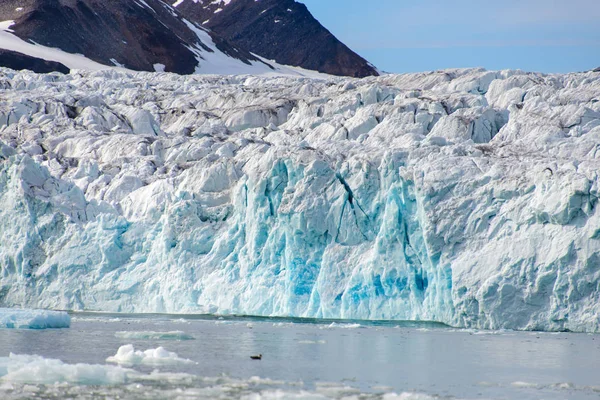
[0,68,599,332]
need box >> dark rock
[174,0,379,78]
[0,49,69,73]
[0,0,269,74]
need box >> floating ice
[321,323,362,330]
[0,353,134,385]
[0,370,440,400]
[106,344,196,366]
[115,331,195,340]
[0,308,70,329]
[382,394,439,400]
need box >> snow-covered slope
[0,21,111,71]
[0,17,328,78]
[0,0,277,74]
[173,0,379,77]
[0,0,365,77]
[1,67,599,332]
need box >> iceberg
[0,67,599,332]
[106,344,195,366]
[0,308,70,329]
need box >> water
[0,313,599,399]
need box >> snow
[0,20,330,78]
[179,19,331,77]
[110,58,125,68]
[0,21,113,71]
[106,344,196,366]
[0,68,599,332]
[0,308,71,329]
[181,19,273,75]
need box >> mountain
[1,67,599,332]
[0,0,378,77]
[594,67,600,72]
[173,0,379,78]
[0,0,274,74]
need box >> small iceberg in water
[0,308,71,329]
[106,344,196,366]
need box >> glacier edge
[0,67,599,332]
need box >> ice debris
[0,353,134,384]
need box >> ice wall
[0,68,599,332]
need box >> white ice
[0,353,134,384]
[106,344,196,366]
[0,352,437,399]
[0,308,70,329]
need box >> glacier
[0,67,599,332]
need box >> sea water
[0,313,599,399]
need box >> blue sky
[301,0,600,73]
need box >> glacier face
[0,68,599,332]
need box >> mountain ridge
[0,0,378,77]
[0,0,273,74]
[174,0,379,77]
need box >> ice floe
[106,344,196,366]
[0,308,70,329]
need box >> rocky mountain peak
[174,0,379,77]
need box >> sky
[301,0,600,74]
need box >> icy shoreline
[0,67,599,332]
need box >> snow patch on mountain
[0,67,599,332]
[0,17,329,78]
[182,18,273,75]
[0,21,112,71]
